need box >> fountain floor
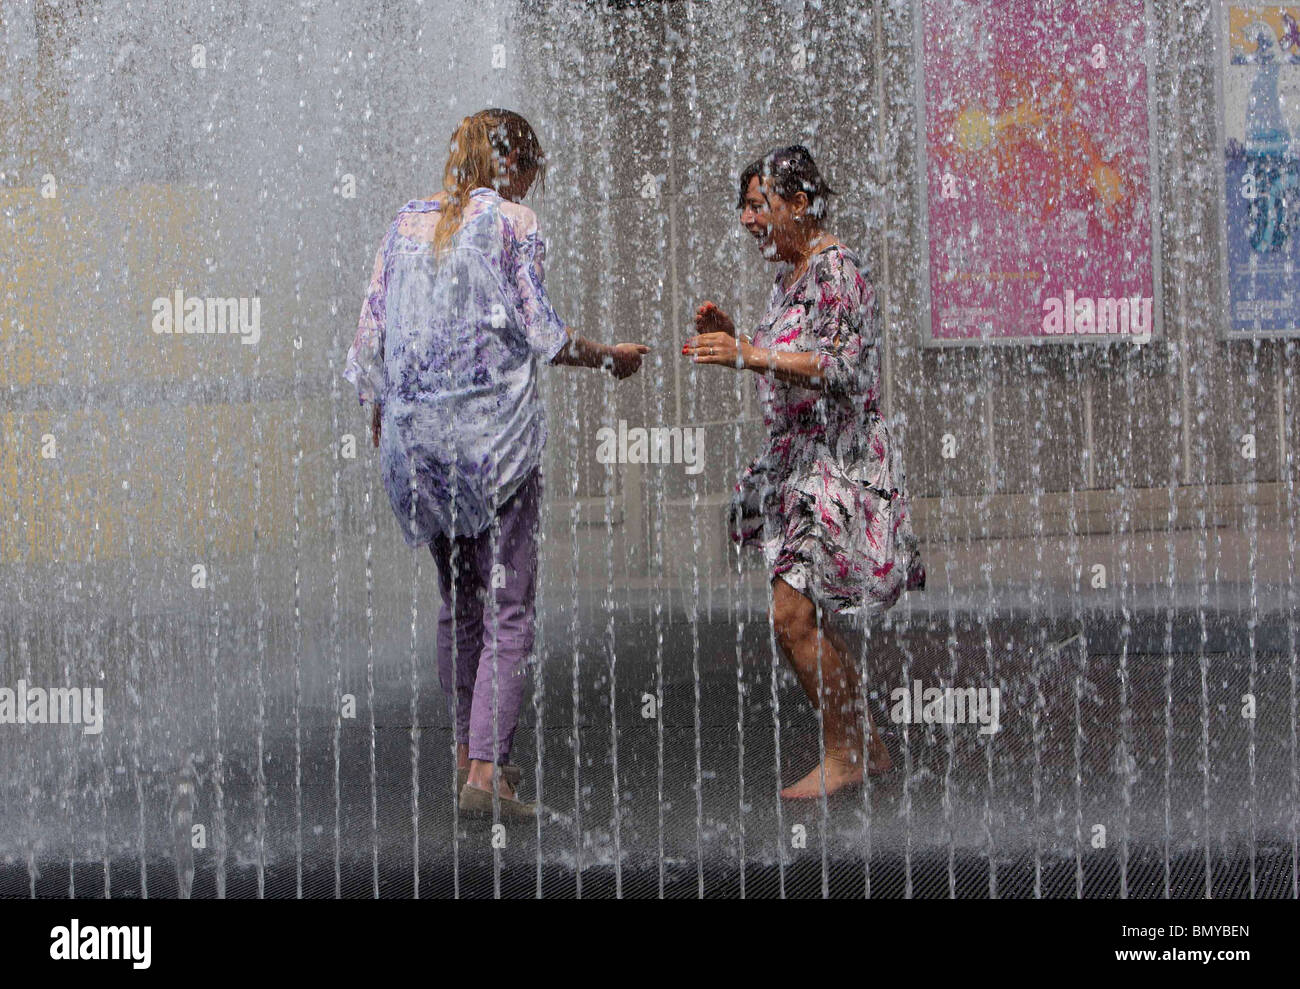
[2,606,1295,898]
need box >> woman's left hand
[683,331,754,370]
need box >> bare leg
[456,743,470,771]
[771,578,891,798]
[819,618,891,773]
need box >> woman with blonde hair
[345,108,648,816]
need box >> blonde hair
[433,108,545,256]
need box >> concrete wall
[1,0,1295,632]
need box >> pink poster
[917,0,1160,344]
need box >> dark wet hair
[736,145,836,220]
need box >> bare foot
[867,736,893,776]
[780,749,864,799]
[781,740,893,799]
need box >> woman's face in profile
[739,174,802,261]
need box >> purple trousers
[430,469,540,765]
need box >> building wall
[1,0,1294,623]
[516,0,1297,583]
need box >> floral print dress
[344,187,570,545]
[729,244,925,616]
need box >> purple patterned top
[344,187,569,544]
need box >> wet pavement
[2,602,1296,898]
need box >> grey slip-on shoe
[458,781,537,819]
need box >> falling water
[448,471,462,898]
[293,318,305,899]
[1286,340,1300,899]
[407,464,421,897]
[1245,346,1260,897]
[329,291,344,900]
[596,8,622,895]
[365,484,379,899]
[0,0,1297,903]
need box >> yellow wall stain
[1229,5,1300,51]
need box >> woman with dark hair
[345,109,648,816]
[684,145,924,799]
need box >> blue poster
[1221,4,1300,337]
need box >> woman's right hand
[607,343,650,379]
[694,301,735,337]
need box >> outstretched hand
[684,301,752,370]
[694,300,735,337]
[607,342,650,380]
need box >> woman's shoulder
[812,241,861,273]
[810,242,867,292]
[399,196,440,212]
[389,198,435,235]
[495,197,542,241]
